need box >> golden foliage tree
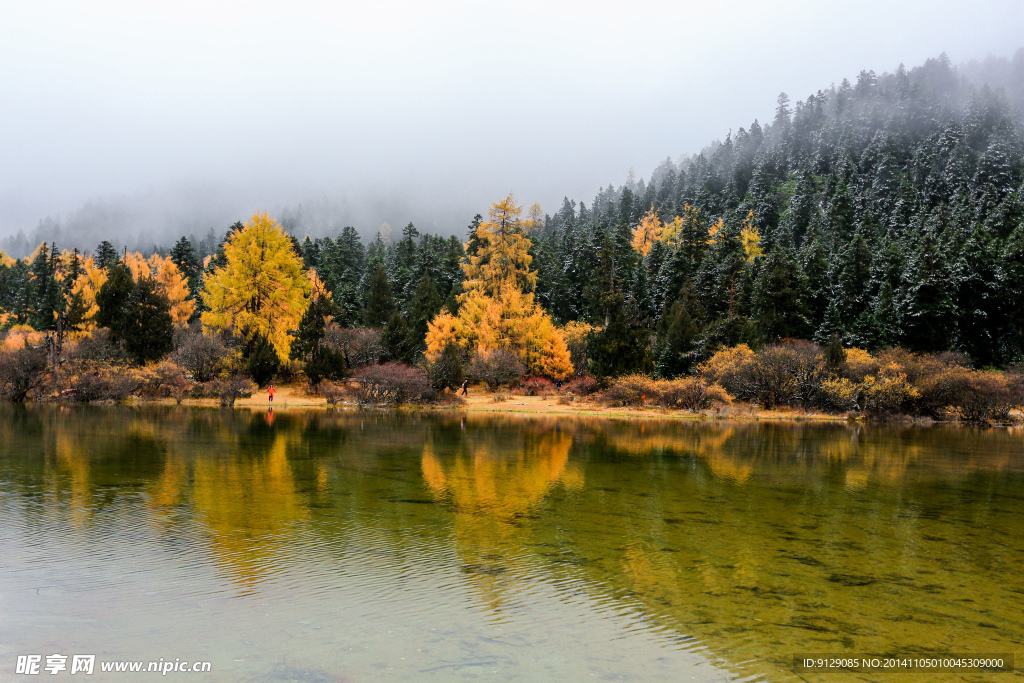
[740,210,764,261]
[202,213,310,362]
[462,194,537,296]
[426,195,572,380]
[151,255,195,326]
[631,206,663,256]
[69,255,107,333]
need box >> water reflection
[1,406,1022,681]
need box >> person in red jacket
[268,383,275,403]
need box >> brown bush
[327,326,383,369]
[66,366,151,402]
[657,377,732,411]
[351,363,434,405]
[466,349,526,389]
[520,377,555,396]
[319,380,347,406]
[913,364,974,418]
[935,350,972,368]
[952,371,1018,421]
[600,374,659,406]
[730,341,829,408]
[208,375,255,407]
[171,328,229,382]
[0,346,48,402]
[564,375,598,396]
[67,328,127,364]
[138,361,190,399]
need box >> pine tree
[363,266,396,327]
[246,333,280,388]
[408,273,442,348]
[381,312,416,364]
[120,277,174,364]
[94,241,119,270]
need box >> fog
[2,0,1022,253]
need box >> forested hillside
[530,53,1024,370]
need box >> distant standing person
[268,383,275,403]
[461,380,468,397]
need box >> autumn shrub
[860,365,920,417]
[912,364,975,418]
[697,344,756,396]
[466,349,527,389]
[138,361,190,399]
[171,328,228,382]
[564,375,598,396]
[209,375,255,407]
[351,363,434,405]
[601,374,659,407]
[657,377,731,411]
[841,348,878,383]
[0,346,48,402]
[952,371,1018,421]
[319,380,347,406]
[815,377,860,413]
[741,341,829,408]
[520,377,555,396]
[874,348,945,387]
[67,366,151,402]
[68,328,127,364]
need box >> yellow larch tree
[69,256,107,333]
[122,252,151,282]
[740,210,764,261]
[426,194,572,379]
[462,194,537,296]
[631,206,663,256]
[201,213,310,362]
[150,255,195,326]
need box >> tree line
[0,52,1023,406]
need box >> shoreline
[136,385,868,424]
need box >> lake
[1,406,1022,681]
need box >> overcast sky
[1,0,1022,241]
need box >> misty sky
[2,0,1022,242]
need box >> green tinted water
[1,406,1022,681]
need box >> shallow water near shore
[1,406,1023,681]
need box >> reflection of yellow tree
[54,432,93,528]
[421,424,581,612]
[190,432,307,587]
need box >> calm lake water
[1,406,1023,682]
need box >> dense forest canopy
[2,51,1024,376]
